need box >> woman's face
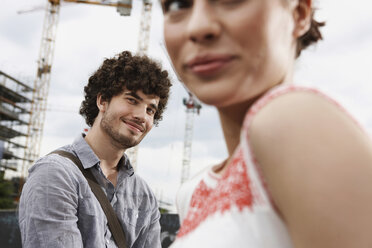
[163,0,308,107]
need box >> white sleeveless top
[170,85,356,248]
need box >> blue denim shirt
[18,135,161,248]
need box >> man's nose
[132,105,146,122]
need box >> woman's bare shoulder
[248,90,372,248]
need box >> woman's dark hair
[79,51,172,126]
[296,7,325,57]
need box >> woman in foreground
[162,0,372,247]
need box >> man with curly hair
[19,51,172,248]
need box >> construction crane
[21,0,133,180]
[158,42,202,184]
[22,0,61,180]
[181,93,201,184]
[124,0,153,170]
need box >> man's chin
[126,141,139,149]
[122,136,142,149]
[110,135,137,150]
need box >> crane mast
[125,0,153,170]
[137,0,153,55]
[181,94,201,184]
[22,0,61,177]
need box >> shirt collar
[71,134,99,169]
[71,134,134,176]
[121,153,135,177]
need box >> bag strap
[50,150,128,248]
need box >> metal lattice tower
[181,94,201,184]
[137,0,152,55]
[125,0,153,170]
[22,0,61,178]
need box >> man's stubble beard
[100,113,141,150]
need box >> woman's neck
[219,113,242,156]
[218,100,254,156]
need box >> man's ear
[97,94,107,112]
[292,0,312,38]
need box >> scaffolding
[0,71,33,174]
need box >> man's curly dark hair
[79,51,172,127]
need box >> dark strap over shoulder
[50,150,128,248]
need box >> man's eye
[162,0,190,13]
[147,108,155,115]
[127,98,137,104]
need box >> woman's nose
[186,1,221,44]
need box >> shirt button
[106,239,110,244]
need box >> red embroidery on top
[177,148,253,237]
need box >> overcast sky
[1,0,372,211]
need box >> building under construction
[0,70,33,176]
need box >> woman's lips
[187,56,234,76]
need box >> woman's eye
[162,0,190,13]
